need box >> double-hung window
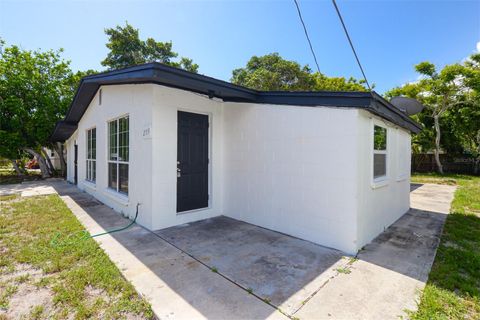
[373,125,387,180]
[108,116,129,194]
[86,128,96,182]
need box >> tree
[231,53,368,91]
[386,61,472,174]
[0,44,79,178]
[450,53,480,173]
[312,73,369,92]
[231,53,315,90]
[101,22,198,72]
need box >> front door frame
[176,109,212,214]
[74,143,78,185]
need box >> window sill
[104,188,129,206]
[371,177,389,189]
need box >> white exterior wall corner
[223,103,360,254]
[355,109,411,250]
[65,84,155,229]
[150,85,224,230]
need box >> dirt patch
[0,263,56,319]
[123,312,150,320]
[0,263,43,283]
[84,285,111,305]
[443,241,463,250]
[2,282,53,319]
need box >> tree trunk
[53,142,66,178]
[433,114,444,174]
[23,148,51,178]
[11,160,23,176]
[475,130,480,175]
[42,148,55,175]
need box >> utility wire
[293,0,321,74]
[331,0,372,91]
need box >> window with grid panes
[86,128,96,182]
[108,116,129,194]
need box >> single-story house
[51,63,421,254]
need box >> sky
[1,0,479,93]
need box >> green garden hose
[51,202,140,248]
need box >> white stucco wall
[355,110,411,249]
[65,84,155,228]
[222,103,360,254]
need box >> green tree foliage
[231,53,315,90]
[386,56,479,173]
[231,53,368,91]
[101,22,199,73]
[0,44,80,177]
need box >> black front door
[74,144,78,185]
[177,111,209,212]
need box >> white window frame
[86,127,96,183]
[372,122,389,187]
[107,115,129,195]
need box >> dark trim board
[51,62,421,141]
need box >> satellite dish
[390,96,425,115]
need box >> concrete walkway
[295,183,456,319]
[0,180,456,319]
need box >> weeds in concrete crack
[336,267,351,274]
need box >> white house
[51,63,421,254]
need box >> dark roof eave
[50,62,422,141]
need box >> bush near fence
[412,153,479,175]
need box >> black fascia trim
[50,121,78,142]
[51,62,422,141]
[370,92,422,133]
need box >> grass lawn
[0,194,153,319]
[411,173,480,319]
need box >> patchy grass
[0,195,153,319]
[410,173,480,319]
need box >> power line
[331,0,372,91]
[293,0,321,74]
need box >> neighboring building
[51,63,421,254]
[44,147,64,170]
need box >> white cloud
[477,41,480,52]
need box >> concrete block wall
[222,103,360,254]
[355,110,411,250]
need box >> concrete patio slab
[60,191,286,320]
[155,216,350,315]
[294,183,456,320]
